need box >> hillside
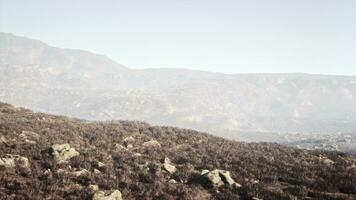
[1,33,356,143]
[0,102,355,200]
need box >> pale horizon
[1,0,355,75]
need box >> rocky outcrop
[0,154,30,169]
[93,190,122,200]
[201,169,241,188]
[162,157,176,174]
[50,143,80,164]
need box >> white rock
[73,169,89,177]
[143,140,161,148]
[162,157,176,174]
[50,143,80,164]
[93,190,122,200]
[0,154,30,169]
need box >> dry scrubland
[0,102,355,200]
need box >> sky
[0,0,355,75]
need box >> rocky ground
[0,102,355,200]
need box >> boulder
[162,157,176,174]
[0,136,7,145]
[50,143,80,164]
[123,136,135,146]
[169,179,178,184]
[115,144,126,151]
[201,169,241,188]
[0,154,30,169]
[94,169,101,174]
[97,161,106,169]
[93,190,122,200]
[73,169,89,177]
[143,140,161,148]
[89,185,99,192]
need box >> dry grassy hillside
[0,102,355,200]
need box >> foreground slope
[0,102,355,200]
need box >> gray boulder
[162,157,177,174]
[50,143,80,164]
[201,169,241,188]
[143,140,161,148]
[0,154,30,169]
[93,190,122,200]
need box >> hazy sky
[0,0,355,74]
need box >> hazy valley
[1,33,356,153]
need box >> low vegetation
[0,102,355,199]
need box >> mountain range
[1,32,356,143]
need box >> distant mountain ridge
[1,32,356,141]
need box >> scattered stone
[93,190,122,200]
[143,140,161,148]
[162,157,176,174]
[50,143,80,164]
[126,144,133,149]
[73,169,89,177]
[252,197,263,200]
[0,154,30,169]
[57,169,66,174]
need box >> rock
[123,136,135,146]
[44,169,51,175]
[89,184,99,192]
[143,140,161,148]
[218,170,235,185]
[19,131,40,144]
[204,170,224,187]
[0,154,30,169]
[126,144,133,149]
[162,157,176,174]
[115,144,126,151]
[133,153,142,157]
[201,169,240,188]
[93,190,122,200]
[94,169,101,174]
[50,143,80,164]
[0,136,7,144]
[201,169,210,175]
[97,161,106,169]
[73,169,89,177]
[322,158,335,165]
[169,179,177,184]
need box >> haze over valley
[1,33,356,152]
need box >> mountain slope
[0,102,355,199]
[1,33,356,141]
